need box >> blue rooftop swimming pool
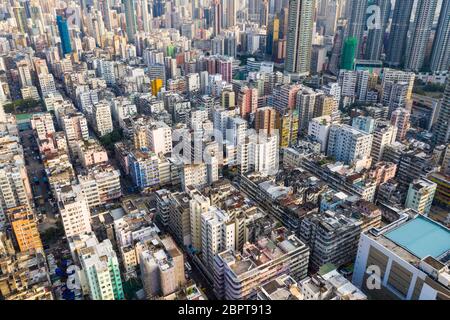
[385,215,450,259]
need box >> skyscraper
[141,0,151,33]
[223,0,237,29]
[430,0,450,72]
[405,0,438,72]
[364,0,390,61]
[212,0,222,36]
[56,15,72,55]
[123,0,137,43]
[346,0,368,58]
[433,76,450,145]
[385,0,414,67]
[284,0,315,79]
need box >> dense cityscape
[0,0,448,303]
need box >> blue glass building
[57,15,72,55]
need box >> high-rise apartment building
[92,102,113,137]
[38,73,57,97]
[79,237,124,300]
[346,0,368,58]
[57,184,92,238]
[123,0,137,43]
[370,122,397,162]
[390,108,411,142]
[385,0,414,67]
[327,124,373,165]
[364,0,391,61]
[297,87,318,133]
[30,113,55,141]
[284,0,315,78]
[430,0,450,72]
[433,74,450,145]
[255,107,279,135]
[405,0,439,72]
[405,178,437,215]
[213,228,310,300]
[6,205,43,252]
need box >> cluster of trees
[413,80,446,96]
[40,221,64,245]
[3,98,42,114]
[99,128,123,151]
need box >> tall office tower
[405,178,437,215]
[390,108,411,142]
[100,0,113,31]
[385,0,414,67]
[56,15,72,55]
[327,124,373,165]
[6,206,43,253]
[346,0,368,58]
[255,107,279,135]
[79,237,124,300]
[141,0,151,33]
[364,0,390,61]
[370,122,397,162]
[57,185,92,238]
[212,0,222,36]
[430,0,450,72]
[433,77,450,145]
[123,0,137,43]
[223,0,236,28]
[267,16,280,56]
[153,0,165,17]
[341,37,357,70]
[284,0,315,79]
[13,6,27,33]
[323,0,339,36]
[259,0,269,26]
[405,0,439,72]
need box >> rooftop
[384,215,450,260]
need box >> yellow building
[278,111,299,148]
[152,79,163,96]
[428,173,450,207]
[7,206,43,252]
[314,95,338,118]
